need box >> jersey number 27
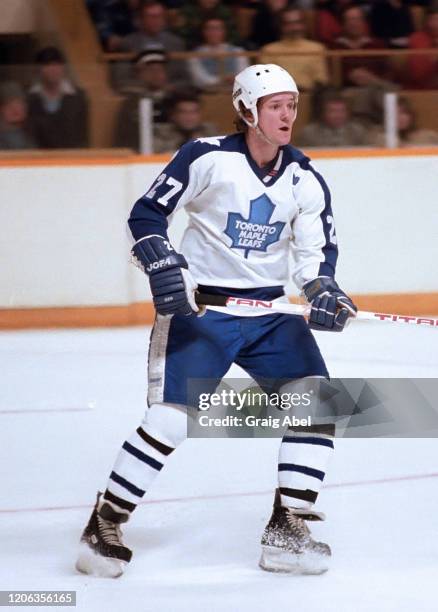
[145,173,183,206]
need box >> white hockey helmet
[232,64,299,128]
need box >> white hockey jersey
[128,133,338,295]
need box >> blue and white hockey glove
[131,235,199,316]
[302,277,357,332]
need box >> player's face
[257,93,297,146]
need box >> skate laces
[285,509,310,540]
[97,514,124,547]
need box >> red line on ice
[1,471,438,514]
[0,407,92,415]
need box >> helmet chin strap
[254,124,279,148]
[241,112,279,148]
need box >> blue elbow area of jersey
[318,255,337,278]
[128,141,199,241]
[306,163,338,277]
[128,197,169,241]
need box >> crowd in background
[0,46,88,151]
[1,0,438,151]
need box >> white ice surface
[1,321,437,612]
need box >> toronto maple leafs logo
[224,194,285,258]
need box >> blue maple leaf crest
[224,194,285,258]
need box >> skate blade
[75,543,126,578]
[259,546,330,575]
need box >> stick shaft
[195,293,438,329]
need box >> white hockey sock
[278,424,335,509]
[103,403,188,512]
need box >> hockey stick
[195,293,438,329]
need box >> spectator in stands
[176,0,239,49]
[27,47,88,149]
[315,0,354,46]
[121,1,189,85]
[0,82,36,150]
[407,1,438,88]
[343,74,399,127]
[119,48,173,101]
[115,49,177,150]
[86,0,140,51]
[297,93,367,146]
[369,0,414,49]
[328,4,399,126]
[189,18,249,91]
[121,0,183,52]
[259,7,329,91]
[249,0,289,48]
[332,6,389,87]
[153,92,217,152]
[368,95,438,146]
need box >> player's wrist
[131,235,198,317]
[131,235,188,276]
[302,277,356,332]
[302,276,338,302]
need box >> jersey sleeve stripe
[306,164,338,278]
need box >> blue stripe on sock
[123,441,164,471]
[282,436,334,449]
[109,471,145,497]
[278,463,325,481]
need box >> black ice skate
[259,490,331,575]
[76,492,132,578]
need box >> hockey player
[76,64,356,578]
